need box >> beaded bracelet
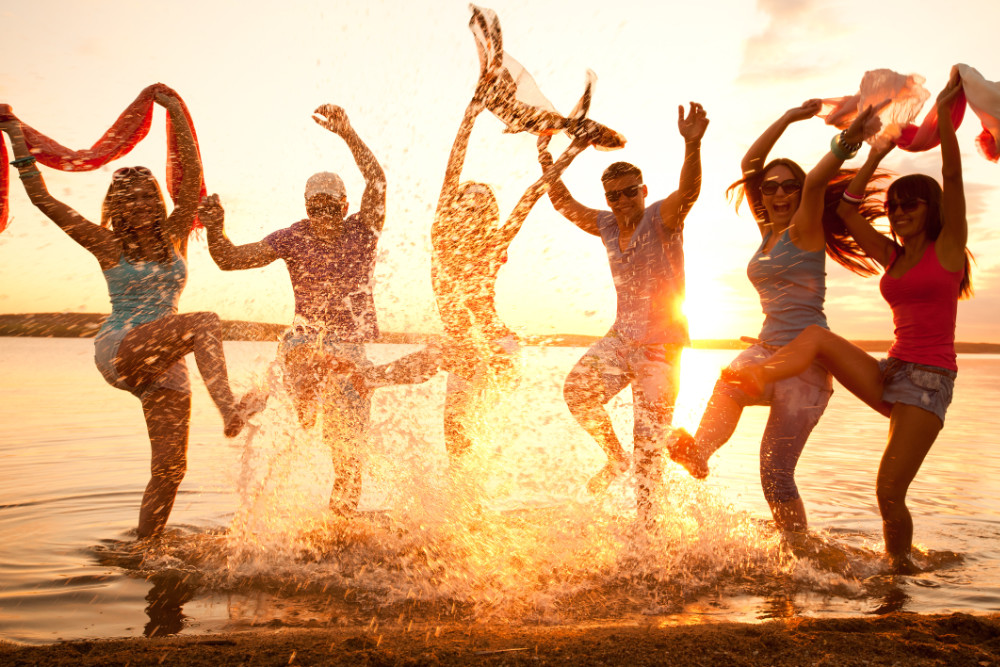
[842,190,864,205]
[10,155,36,168]
[18,169,41,180]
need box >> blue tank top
[595,200,688,345]
[747,229,827,346]
[97,248,187,339]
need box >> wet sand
[3,613,999,666]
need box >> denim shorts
[878,357,956,424]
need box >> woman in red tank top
[726,72,974,574]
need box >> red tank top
[879,242,964,371]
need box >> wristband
[10,155,36,168]
[18,169,41,180]
[842,190,864,205]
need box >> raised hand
[936,67,963,112]
[197,194,225,232]
[0,104,15,124]
[537,133,554,167]
[313,104,352,135]
[678,102,709,143]
[153,92,183,113]
[843,99,890,146]
[787,98,823,122]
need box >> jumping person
[668,100,881,532]
[541,102,709,522]
[202,105,395,514]
[1,93,254,539]
[726,75,971,573]
[433,75,592,468]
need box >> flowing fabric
[0,83,206,232]
[954,64,1000,162]
[818,65,998,162]
[468,4,625,150]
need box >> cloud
[737,0,852,85]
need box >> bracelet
[10,155,36,168]
[18,169,41,180]
[842,190,864,205]
[830,132,859,161]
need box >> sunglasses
[760,179,802,196]
[113,166,153,180]
[605,184,643,202]
[885,197,926,215]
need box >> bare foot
[888,554,923,575]
[668,428,709,479]
[587,457,630,495]
[224,387,269,438]
[721,364,765,397]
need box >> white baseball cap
[305,172,346,200]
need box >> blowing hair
[727,158,882,277]
[601,162,642,184]
[100,171,171,264]
[888,174,973,298]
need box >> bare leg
[769,497,807,533]
[878,403,942,573]
[732,326,891,416]
[136,388,191,539]
[115,312,245,436]
[671,389,743,479]
[283,345,323,430]
[323,375,368,514]
[564,364,629,494]
[444,372,476,462]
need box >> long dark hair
[727,159,881,277]
[887,174,973,298]
[100,168,171,264]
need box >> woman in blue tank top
[2,92,256,540]
[669,100,882,532]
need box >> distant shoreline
[3,313,1000,353]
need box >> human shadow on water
[144,571,197,637]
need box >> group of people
[0,61,975,573]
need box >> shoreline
[3,313,1000,353]
[3,613,999,665]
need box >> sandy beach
[3,613,999,666]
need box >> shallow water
[1,337,998,644]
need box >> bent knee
[761,468,799,504]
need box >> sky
[1,0,998,342]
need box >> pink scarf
[0,83,206,232]
[818,65,998,162]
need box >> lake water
[1,337,998,644]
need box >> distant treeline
[2,313,999,353]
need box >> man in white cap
[200,104,402,513]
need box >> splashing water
[106,345,910,629]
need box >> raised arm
[199,194,278,271]
[155,92,203,250]
[537,139,601,235]
[0,112,118,267]
[934,68,967,268]
[742,99,822,230]
[658,102,709,231]
[434,85,487,219]
[793,100,887,253]
[493,135,593,249]
[313,105,386,234]
[836,143,896,266]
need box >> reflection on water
[1,338,999,644]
